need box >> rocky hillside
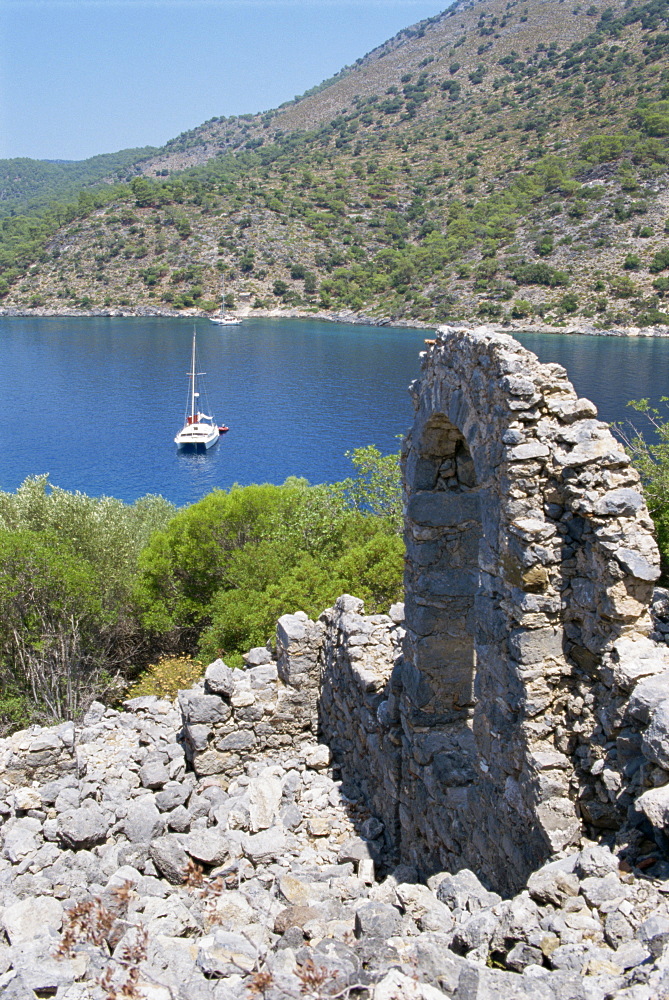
[2,0,669,329]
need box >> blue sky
[1,0,446,162]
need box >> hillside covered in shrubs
[1,0,669,328]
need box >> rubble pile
[1,684,669,1000]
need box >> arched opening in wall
[402,413,484,870]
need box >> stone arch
[400,327,660,892]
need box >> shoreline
[1,303,668,338]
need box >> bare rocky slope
[2,0,669,329]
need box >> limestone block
[276,613,308,645]
[611,636,669,690]
[10,788,42,812]
[247,770,282,831]
[407,491,480,528]
[636,785,669,831]
[508,626,564,665]
[628,673,669,724]
[139,759,169,789]
[204,659,236,697]
[215,730,257,752]
[124,797,165,844]
[355,901,402,939]
[178,692,231,726]
[506,441,550,461]
[57,800,110,849]
[248,663,278,687]
[149,834,190,884]
[642,700,669,769]
[614,548,661,583]
[527,865,579,906]
[2,896,63,944]
[196,931,258,976]
[184,828,230,866]
[243,647,273,666]
[594,489,645,517]
[305,744,331,770]
[242,825,286,863]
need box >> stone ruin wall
[173,326,669,895]
[6,325,664,898]
[399,325,669,892]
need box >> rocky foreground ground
[1,669,669,1000]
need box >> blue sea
[1,316,668,507]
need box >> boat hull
[175,424,220,450]
[176,439,218,452]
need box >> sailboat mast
[190,331,197,421]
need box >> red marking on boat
[219,426,229,434]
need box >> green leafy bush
[650,247,669,274]
[617,399,669,573]
[136,450,402,664]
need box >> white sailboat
[210,276,242,326]
[175,331,228,450]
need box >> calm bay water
[1,316,668,507]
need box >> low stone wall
[0,721,77,787]
[179,612,323,781]
[175,594,669,896]
[317,596,404,857]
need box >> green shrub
[510,262,569,287]
[558,292,579,314]
[137,449,402,662]
[634,101,669,138]
[650,248,669,274]
[618,399,669,572]
[511,298,533,318]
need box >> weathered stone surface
[149,834,190,884]
[2,819,42,863]
[184,829,230,866]
[642,700,669,769]
[2,897,63,944]
[57,801,110,849]
[355,901,402,939]
[637,784,669,831]
[628,674,669,723]
[243,647,273,667]
[123,797,165,843]
[242,825,286,863]
[204,659,236,696]
[178,692,231,725]
[247,770,282,832]
[139,759,169,789]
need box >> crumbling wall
[176,325,669,895]
[179,612,322,781]
[397,325,664,891]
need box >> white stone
[373,969,445,1000]
[305,744,331,770]
[3,896,63,944]
[247,770,283,832]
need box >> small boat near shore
[175,331,228,450]
[210,277,242,326]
